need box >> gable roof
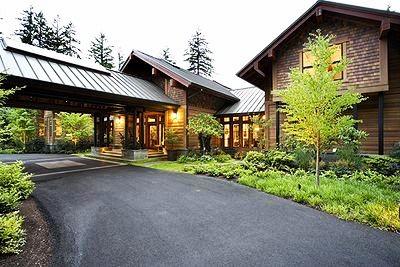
[216,87,265,115]
[0,38,178,107]
[123,50,239,102]
[237,0,400,85]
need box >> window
[148,117,156,123]
[242,116,249,122]
[242,123,249,147]
[302,43,343,80]
[233,116,239,122]
[233,124,240,147]
[224,124,230,147]
[223,117,230,122]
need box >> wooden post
[378,92,384,155]
[276,102,280,147]
[132,110,137,149]
[124,113,129,148]
[93,115,98,147]
[99,115,105,147]
[140,112,145,148]
[106,115,110,146]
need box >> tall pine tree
[162,48,176,65]
[88,33,114,69]
[15,7,36,44]
[15,7,80,57]
[184,30,213,77]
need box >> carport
[0,38,179,152]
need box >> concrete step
[99,152,122,158]
[85,154,131,164]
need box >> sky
[0,0,399,89]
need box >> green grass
[238,170,400,231]
[131,159,187,172]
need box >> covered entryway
[0,38,179,159]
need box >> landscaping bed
[0,198,54,266]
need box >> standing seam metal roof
[0,38,178,106]
[216,87,265,115]
[131,50,239,101]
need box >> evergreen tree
[184,30,214,77]
[15,7,36,45]
[88,33,114,69]
[16,7,80,57]
[162,48,176,65]
[117,51,124,70]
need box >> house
[237,0,400,155]
[0,38,265,158]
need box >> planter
[167,150,178,161]
[121,149,148,160]
[167,149,187,161]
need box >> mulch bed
[0,197,54,266]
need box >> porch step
[85,154,130,163]
[100,151,122,158]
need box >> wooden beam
[93,115,98,147]
[276,102,280,147]
[316,7,323,23]
[353,104,358,130]
[378,92,384,155]
[380,19,391,39]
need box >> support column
[93,115,98,147]
[132,111,137,149]
[275,102,280,147]
[378,92,384,155]
[140,112,145,148]
[124,113,129,148]
[106,115,110,147]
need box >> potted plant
[165,128,179,161]
[120,131,148,160]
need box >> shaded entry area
[0,38,178,157]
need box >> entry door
[146,116,159,149]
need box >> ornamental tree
[278,30,365,186]
[187,113,223,154]
[58,112,93,145]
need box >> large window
[302,43,343,80]
[224,124,230,147]
[220,114,263,149]
[233,124,240,147]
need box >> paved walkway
[3,154,400,266]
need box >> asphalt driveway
[9,155,400,266]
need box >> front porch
[92,110,167,160]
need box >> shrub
[336,127,367,167]
[0,188,20,214]
[0,212,25,254]
[363,155,400,177]
[325,160,356,177]
[0,162,34,200]
[24,137,45,153]
[390,142,400,159]
[214,153,231,163]
[243,150,297,172]
[342,170,400,191]
[243,151,267,171]
[183,162,247,180]
[177,155,197,163]
[198,154,214,162]
[234,150,247,160]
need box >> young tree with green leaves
[7,109,38,149]
[58,112,93,145]
[187,113,223,154]
[162,48,176,65]
[278,30,365,186]
[184,30,214,77]
[88,33,114,69]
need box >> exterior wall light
[171,111,178,121]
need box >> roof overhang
[237,0,400,86]
[122,51,239,103]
